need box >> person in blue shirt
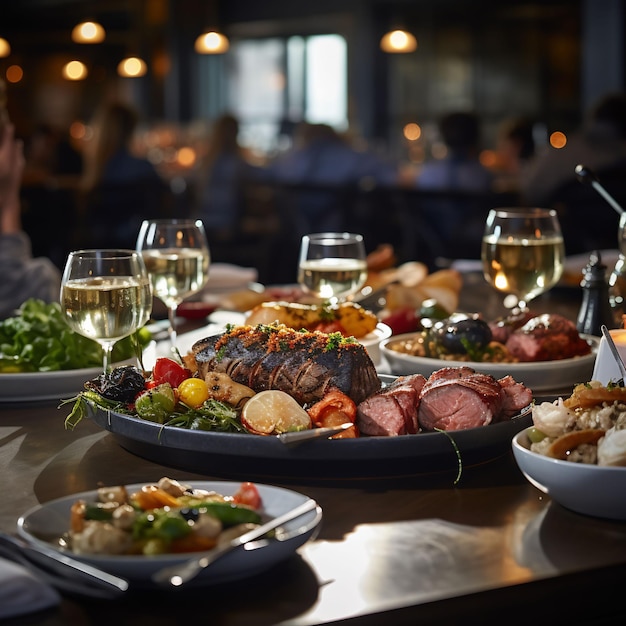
[405,111,496,263]
[417,111,494,192]
[268,122,400,235]
[80,101,170,248]
[193,114,267,242]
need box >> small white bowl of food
[512,381,626,521]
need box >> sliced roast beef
[356,374,426,436]
[418,370,504,431]
[488,310,535,344]
[497,375,533,420]
[426,366,476,383]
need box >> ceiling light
[117,56,147,78]
[0,37,10,57]
[380,29,417,53]
[194,30,229,54]
[72,21,106,44]
[63,60,88,81]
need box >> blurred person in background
[0,123,61,319]
[408,112,494,263]
[193,113,267,243]
[267,122,400,235]
[521,92,626,254]
[490,116,536,193]
[521,92,626,206]
[416,111,494,192]
[20,122,84,268]
[22,122,83,187]
[79,100,171,249]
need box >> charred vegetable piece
[85,365,146,403]
[134,383,176,422]
[428,314,492,356]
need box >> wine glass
[136,219,211,351]
[297,232,368,303]
[481,207,565,311]
[60,249,152,373]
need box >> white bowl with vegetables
[512,382,626,521]
[17,479,322,586]
[513,428,626,520]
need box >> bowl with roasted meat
[512,381,626,521]
[381,313,599,392]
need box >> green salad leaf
[0,299,151,373]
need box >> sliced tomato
[151,357,190,388]
[232,482,262,510]
[307,389,358,438]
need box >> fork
[151,498,318,587]
[0,533,129,596]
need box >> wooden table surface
[2,273,626,625]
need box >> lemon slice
[241,390,312,435]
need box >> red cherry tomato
[232,482,262,510]
[151,357,191,388]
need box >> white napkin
[204,263,258,292]
[0,556,60,619]
[563,249,620,275]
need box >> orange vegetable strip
[131,485,182,510]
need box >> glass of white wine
[481,207,565,312]
[136,219,211,351]
[60,249,153,373]
[298,232,368,303]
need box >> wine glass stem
[167,305,178,353]
[102,342,114,374]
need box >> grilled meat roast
[192,323,381,405]
[504,313,591,362]
[357,367,531,436]
[488,312,591,361]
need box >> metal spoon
[575,164,625,216]
[151,498,318,587]
[600,324,626,384]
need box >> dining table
[2,269,626,625]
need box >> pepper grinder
[577,251,616,336]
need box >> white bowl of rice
[512,383,626,520]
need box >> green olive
[419,299,450,321]
[527,427,547,443]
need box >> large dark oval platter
[86,376,533,480]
